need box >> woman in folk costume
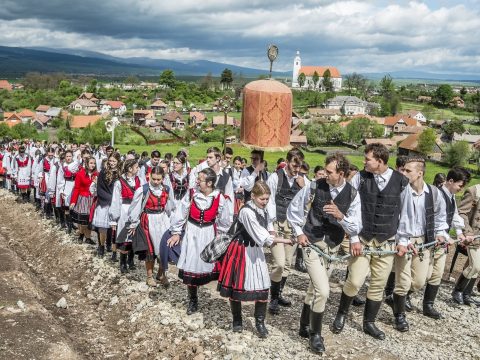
[168,167,232,315]
[11,145,33,202]
[109,159,144,274]
[58,150,80,234]
[47,151,64,227]
[217,181,291,338]
[164,151,191,209]
[127,166,175,287]
[31,149,44,211]
[70,157,98,245]
[90,152,121,259]
[3,146,12,191]
[38,147,56,217]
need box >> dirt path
[0,189,479,360]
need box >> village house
[0,80,13,92]
[45,107,62,119]
[384,114,420,135]
[78,92,99,103]
[363,138,398,150]
[3,112,23,127]
[290,122,307,147]
[162,111,185,130]
[398,132,443,161]
[417,95,432,103]
[307,108,342,122]
[32,114,50,130]
[452,131,480,149]
[450,96,465,108]
[133,110,156,126]
[70,115,103,129]
[325,96,375,116]
[189,111,206,128]
[99,100,127,116]
[406,110,427,124]
[15,109,36,123]
[212,115,237,127]
[35,105,50,114]
[69,99,99,115]
[149,99,168,115]
[292,51,342,91]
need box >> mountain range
[0,45,479,82]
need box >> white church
[292,51,342,92]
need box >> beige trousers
[271,220,295,282]
[426,247,447,286]
[394,236,431,296]
[462,246,480,279]
[343,238,395,301]
[302,242,333,312]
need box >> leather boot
[254,301,268,338]
[331,292,354,334]
[405,291,413,312]
[85,238,95,245]
[295,247,307,273]
[299,303,310,338]
[97,244,105,258]
[463,278,480,307]
[59,209,66,229]
[119,253,128,274]
[127,250,136,270]
[111,251,118,263]
[363,299,385,340]
[66,214,73,234]
[423,284,443,319]
[352,295,366,307]
[309,311,325,354]
[156,261,170,288]
[278,277,292,307]
[393,293,409,332]
[187,286,198,315]
[77,234,85,243]
[452,274,470,305]
[106,228,112,252]
[268,281,281,315]
[230,300,243,332]
[54,207,60,225]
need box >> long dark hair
[105,152,122,185]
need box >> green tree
[220,68,233,90]
[460,87,468,99]
[312,71,320,90]
[86,79,98,94]
[380,74,395,95]
[0,122,10,138]
[125,75,140,84]
[322,69,333,92]
[445,141,470,167]
[443,119,465,139]
[297,73,306,88]
[416,128,437,155]
[435,84,454,107]
[159,69,176,89]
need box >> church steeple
[292,50,301,87]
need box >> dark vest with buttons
[275,169,303,223]
[216,169,230,195]
[303,179,356,248]
[243,165,268,202]
[234,204,268,248]
[359,170,408,243]
[440,187,455,230]
[424,185,435,244]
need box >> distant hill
[363,70,480,83]
[0,46,286,78]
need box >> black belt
[188,216,214,227]
[144,208,164,214]
[65,177,75,181]
[122,199,133,205]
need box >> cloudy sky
[0,0,479,75]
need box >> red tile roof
[18,109,35,118]
[70,115,103,128]
[34,114,50,124]
[104,100,125,109]
[0,80,13,91]
[384,115,417,127]
[36,105,50,112]
[298,66,341,78]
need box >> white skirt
[177,221,216,275]
[92,204,110,229]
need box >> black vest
[424,185,435,244]
[96,170,116,207]
[303,179,355,248]
[275,169,303,222]
[243,166,268,202]
[234,204,268,247]
[440,187,455,230]
[216,169,230,195]
[359,170,408,242]
[170,172,189,200]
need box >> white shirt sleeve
[286,186,310,237]
[266,172,279,222]
[108,181,122,226]
[239,207,274,247]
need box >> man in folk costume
[238,149,269,203]
[95,142,108,171]
[3,146,12,191]
[139,150,161,183]
[204,146,234,216]
[11,145,33,203]
[452,170,480,306]
[58,150,80,233]
[38,147,56,218]
[390,157,450,330]
[331,143,410,340]
[288,153,361,354]
[266,148,308,314]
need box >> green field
[116,142,480,187]
[401,101,476,121]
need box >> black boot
[187,286,198,315]
[384,271,395,297]
[309,311,325,354]
[405,291,413,312]
[97,244,105,258]
[299,303,310,338]
[77,234,85,243]
[59,209,66,229]
[331,292,354,334]
[295,247,307,273]
[127,250,136,270]
[423,284,443,319]
[106,228,112,252]
[363,299,385,340]
[278,277,292,307]
[85,237,95,245]
[393,293,409,332]
[119,253,128,274]
[254,301,268,338]
[463,278,480,307]
[230,300,243,332]
[452,274,470,305]
[268,281,281,314]
[111,251,118,263]
[54,207,60,225]
[66,214,73,234]
[352,295,366,307]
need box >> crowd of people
[0,139,479,355]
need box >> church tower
[292,50,301,87]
